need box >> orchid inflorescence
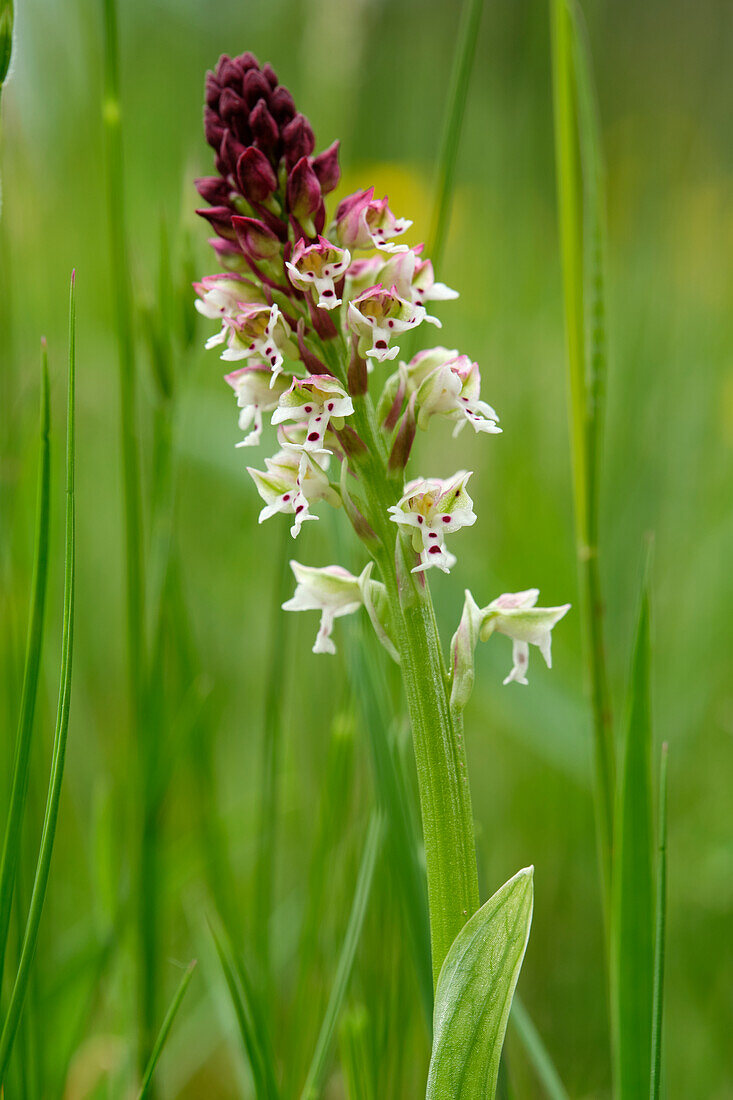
[195,52,569,689]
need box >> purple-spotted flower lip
[285,235,351,310]
[223,364,291,447]
[216,302,296,384]
[247,447,339,538]
[388,470,476,575]
[332,187,412,253]
[347,283,436,364]
[412,352,501,437]
[270,374,354,452]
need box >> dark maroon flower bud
[262,63,278,88]
[236,147,278,202]
[204,106,226,150]
[218,129,244,176]
[269,86,296,125]
[347,333,368,397]
[242,68,271,108]
[286,156,321,223]
[249,99,279,155]
[283,114,315,168]
[231,215,281,261]
[196,206,235,239]
[195,176,230,205]
[313,141,341,194]
[205,73,221,108]
[219,87,246,123]
[237,52,260,74]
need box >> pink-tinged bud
[286,156,322,224]
[269,86,296,125]
[296,320,330,376]
[262,62,278,88]
[312,141,341,194]
[195,176,230,205]
[388,393,417,473]
[236,147,278,202]
[204,107,226,150]
[383,366,407,431]
[242,68,271,107]
[250,99,279,154]
[347,334,368,398]
[283,114,315,168]
[196,206,235,239]
[232,216,281,262]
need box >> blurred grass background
[1,0,731,1095]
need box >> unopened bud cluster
[195,53,569,681]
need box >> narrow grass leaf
[137,960,197,1099]
[510,994,569,1100]
[550,0,615,917]
[338,1006,375,1100]
[0,345,51,989]
[0,272,76,1084]
[649,742,669,1100]
[210,916,279,1100]
[426,867,534,1100]
[611,582,655,1099]
[300,811,384,1100]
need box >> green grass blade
[611,581,655,1099]
[338,1005,375,1100]
[550,0,615,918]
[210,916,279,1100]
[510,995,569,1100]
[649,742,668,1100]
[0,345,51,990]
[0,271,76,1084]
[300,811,384,1100]
[137,960,197,1099]
[0,0,12,98]
[429,0,485,268]
[426,867,534,1100]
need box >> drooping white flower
[218,302,297,384]
[413,353,501,437]
[224,365,291,447]
[388,470,476,574]
[282,561,372,654]
[347,284,437,364]
[195,274,265,349]
[271,374,354,453]
[480,590,571,685]
[332,188,412,253]
[379,247,458,306]
[285,236,351,310]
[247,449,339,538]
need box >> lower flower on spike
[480,590,571,685]
[285,236,351,309]
[413,352,501,437]
[282,561,374,654]
[388,470,476,574]
[271,374,354,452]
[347,284,437,364]
[194,274,265,349]
[247,448,339,537]
[224,365,291,447]
[219,302,296,383]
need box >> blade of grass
[611,579,655,1099]
[510,995,569,1100]
[0,345,51,990]
[0,271,76,1084]
[100,0,152,1069]
[649,742,668,1100]
[300,811,384,1100]
[550,0,615,919]
[137,961,197,1100]
[210,916,280,1100]
[428,0,485,269]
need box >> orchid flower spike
[379,248,459,306]
[481,590,571,685]
[347,284,436,365]
[224,365,291,447]
[412,351,501,437]
[332,187,412,253]
[285,236,351,310]
[247,448,339,537]
[271,374,354,453]
[388,470,476,574]
[282,561,379,654]
[219,302,297,384]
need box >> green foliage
[0,0,12,90]
[138,960,197,1099]
[426,868,534,1100]
[611,582,655,1099]
[650,744,669,1100]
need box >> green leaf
[0,272,76,1085]
[0,0,12,88]
[426,867,534,1100]
[611,582,655,1099]
[650,742,669,1100]
[510,994,569,1100]
[137,960,197,1099]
